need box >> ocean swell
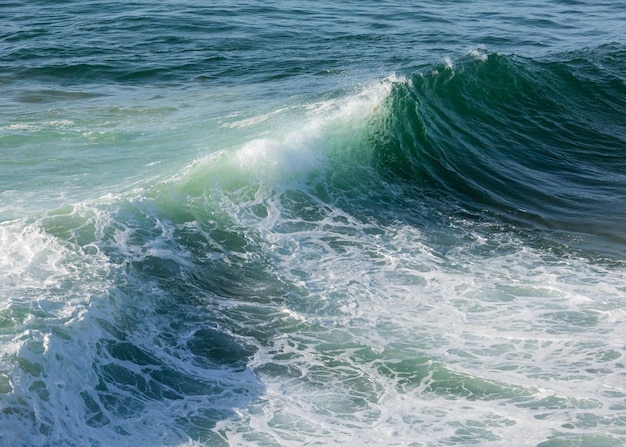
[369,45,626,257]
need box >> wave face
[2,2,626,446]
[369,46,626,258]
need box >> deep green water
[1,1,626,446]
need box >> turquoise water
[1,1,626,446]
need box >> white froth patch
[0,206,112,328]
[171,75,403,194]
[221,200,626,446]
[6,123,33,131]
[0,221,69,290]
[45,119,75,127]
[235,135,322,178]
[228,75,401,181]
[469,45,489,61]
[2,120,76,133]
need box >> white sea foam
[206,188,626,446]
[469,45,489,61]
[230,76,399,182]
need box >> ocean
[1,1,626,446]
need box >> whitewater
[2,1,626,446]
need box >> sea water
[1,1,626,446]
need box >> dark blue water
[1,1,626,446]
